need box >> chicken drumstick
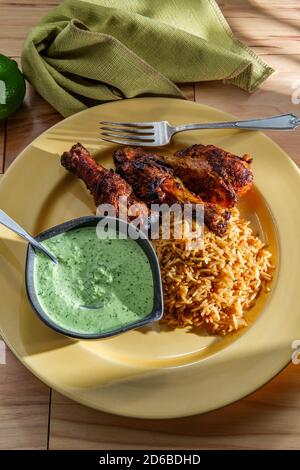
[61,143,149,220]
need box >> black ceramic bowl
[25,216,163,340]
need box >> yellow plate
[0,98,299,418]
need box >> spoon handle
[0,210,58,264]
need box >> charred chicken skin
[162,144,253,208]
[113,147,231,236]
[61,143,149,220]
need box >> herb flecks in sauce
[34,227,154,334]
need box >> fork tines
[99,121,156,146]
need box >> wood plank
[216,0,300,55]
[0,1,58,3]
[0,3,58,57]
[49,364,300,450]
[5,79,62,170]
[0,337,50,450]
[217,0,300,19]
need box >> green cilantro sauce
[34,227,154,334]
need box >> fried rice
[153,208,273,336]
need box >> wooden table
[1,0,300,450]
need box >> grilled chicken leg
[61,143,149,220]
[113,147,231,236]
[166,144,253,208]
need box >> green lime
[0,54,26,120]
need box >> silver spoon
[0,210,58,264]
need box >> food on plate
[113,146,231,236]
[153,144,253,208]
[60,141,273,336]
[34,226,154,335]
[153,208,272,335]
[61,143,149,220]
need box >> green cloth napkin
[21,0,274,117]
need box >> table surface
[0,0,300,450]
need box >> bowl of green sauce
[25,216,163,339]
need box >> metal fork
[100,113,300,147]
